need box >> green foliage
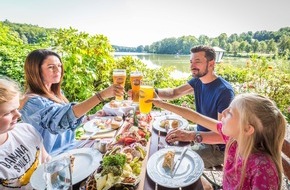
[216,55,290,122]
[2,20,55,44]
[216,63,248,83]
[0,23,44,85]
[49,28,116,113]
[0,22,23,45]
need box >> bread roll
[114,116,123,122]
[160,120,170,128]
[111,120,120,129]
[171,120,179,129]
[109,100,119,108]
[162,151,175,170]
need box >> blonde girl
[151,93,286,189]
[0,77,49,189]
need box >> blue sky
[1,0,290,47]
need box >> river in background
[114,52,249,79]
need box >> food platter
[103,100,135,116]
[30,148,102,189]
[146,146,204,188]
[152,115,189,133]
[83,116,123,133]
[88,114,152,190]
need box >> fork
[157,130,167,149]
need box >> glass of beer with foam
[130,71,143,104]
[139,80,154,114]
[113,69,126,101]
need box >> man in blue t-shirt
[155,45,235,168]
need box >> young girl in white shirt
[0,77,49,189]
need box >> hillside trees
[3,20,288,58]
[3,19,54,44]
[144,27,290,58]
[0,23,39,84]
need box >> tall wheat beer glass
[139,80,154,114]
[113,69,126,101]
[130,71,143,103]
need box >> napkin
[79,130,116,140]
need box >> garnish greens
[103,153,126,168]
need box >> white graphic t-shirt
[0,123,44,189]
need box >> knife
[171,147,188,178]
[77,129,100,148]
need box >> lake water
[114,52,249,79]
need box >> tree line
[116,28,290,58]
[2,19,290,58]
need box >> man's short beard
[192,72,207,78]
[192,66,208,78]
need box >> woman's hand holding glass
[99,84,124,100]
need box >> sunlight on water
[139,59,190,79]
[140,59,160,69]
[114,52,191,79]
[114,53,253,79]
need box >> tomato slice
[137,129,145,138]
[123,137,136,145]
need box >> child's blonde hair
[226,93,286,190]
[0,77,21,104]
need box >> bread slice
[162,151,175,171]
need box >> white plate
[152,115,189,133]
[146,147,204,188]
[103,100,135,116]
[30,148,102,189]
[83,116,120,133]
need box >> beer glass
[130,71,143,103]
[113,69,126,101]
[139,80,154,114]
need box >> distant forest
[1,19,290,57]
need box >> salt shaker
[93,140,100,150]
[98,140,108,154]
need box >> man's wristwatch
[194,132,203,143]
